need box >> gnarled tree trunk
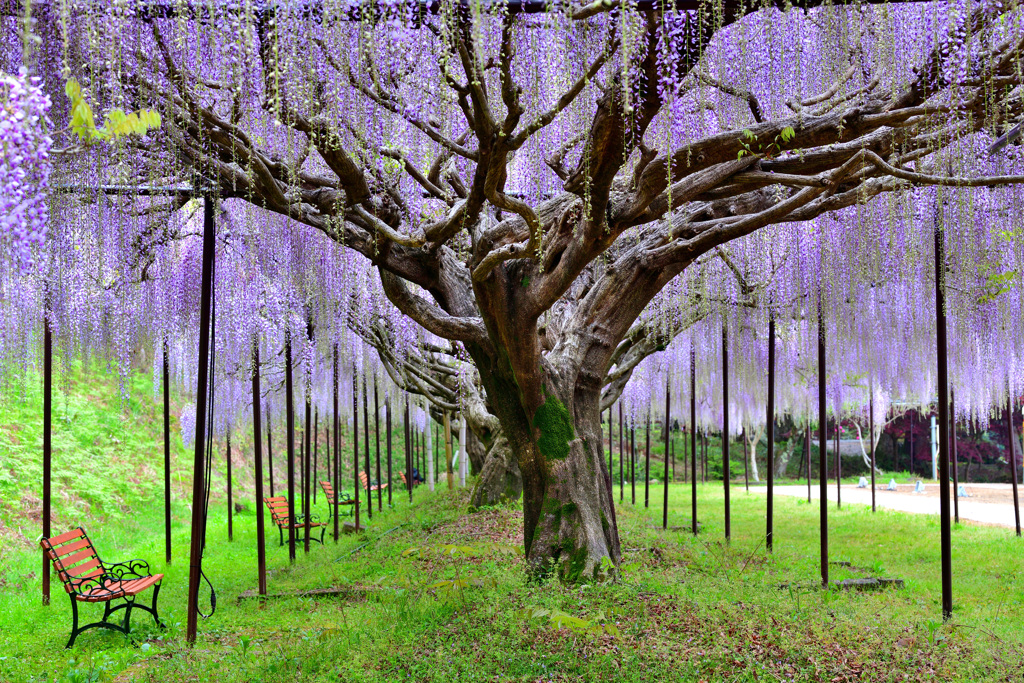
[475,360,620,582]
[471,434,523,507]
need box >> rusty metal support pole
[644,414,651,509]
[406,397,413,503]
[818,308,829,588]
[663,381,671,529]
[767,313,775,552]
[806,423,811,503]
[226,430,233,541]
[909,411,915,476]
[835,423,841,510]
[1007,395,1022,536]
[352,368,360,531]
[186,194,215,645]
[42,309,52,606]
[443,409,453,490]
[835,421,841,509]
[951,389,959,524]
[743,427,749,492]
[630,426,636,504]
[363,375,372,519]
[618,402,624,502]
[313,409,318,505]
[375,378,382,511]
[304,321,314,553]
[388,398,395,502]
[602,405,610,497]
[285,332,296,563]
[691,348,697,535]
[935,220,953,621]
[251,339,266,595]
[332,344,339,542]
[870,381,876,512]
[723,324,731,542]
[267,415,274,498]
[164,340,172,564]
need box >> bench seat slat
[76,574,164,603]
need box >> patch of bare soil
[427,506,524,547]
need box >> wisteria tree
[18,0,1024,580]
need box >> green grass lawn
[2,368,1023,682]
[1,483,1022,682]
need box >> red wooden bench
[263,496,326,546]
[41,527,164,649]
[319,480,358,517]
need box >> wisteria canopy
[4,0,1024,579]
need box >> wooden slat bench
[358,471,389,493]
[319,480,357,517]
[41,527,164,649]
[263,496,327,546]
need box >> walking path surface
[750,483,1021,529]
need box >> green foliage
[517,604,622,637]
[737,125,797,160]
[64,78,161,144]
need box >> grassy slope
[0,369,1022,682]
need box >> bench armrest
[106,559,153,580]
[67,573,118,597]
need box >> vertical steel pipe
[387,397,394,503]
[767,313,775,552]
[186,195,216,644]
[935,220,954,620]
[818,309,828,588]
[363,375,371,519]
[663,381,671,530]
[332,344,339,542]
[618,402,624,502]
[42,309,51,606]
[375,378,382,511]
[226,430,233,541]
[644,414,651,509]
[164,340,172,564]
[870,382,876,512]
[285,332,296,562]
[1007,396,1022,536]
[251,339,266,595]
[951,389,959,524]
[352,367,360,531]
[267,415,274,498]
[723,324,731,542]
[691,348,697,535]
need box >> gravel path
[751,483,1022,529]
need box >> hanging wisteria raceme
[0,67,51,274]
[4,0,1024,578]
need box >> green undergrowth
[0,483,1020,682]
[1,368,1023,681]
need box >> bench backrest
[264,496,292,528]
[319,480,335,500]
[40,527,104,595]
[358,471,369,488]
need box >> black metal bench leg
[150,583,165,628]
[67,597,80,649]
[122,598,134,635]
